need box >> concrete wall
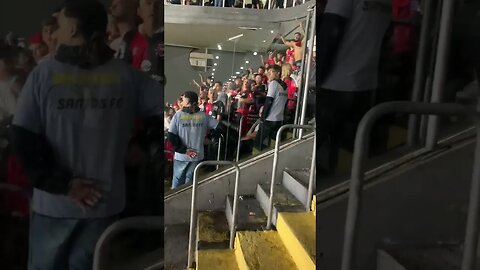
[164,45,263,104]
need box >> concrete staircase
[194,168,316,270]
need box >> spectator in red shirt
[110,0,148,70]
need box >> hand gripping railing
[187,161,241,268]
[93,216,164,270]
[236,114,261,162]
[340,101,480,270]
[266,124,315,229]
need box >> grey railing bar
[298,5,316,139]
[306,133,316,210]
[425,0,455,150]
[292,8,311,138]
[407,0,433,147]
[93,216,164,270]
[340,101,480,270]
[216,134,224,170]
[225,96,232,160]
[187,161,240,268]
[266,124,315,229]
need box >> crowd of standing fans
[165,31,312,189]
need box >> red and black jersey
[115,30,148,70]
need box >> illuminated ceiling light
[214,63,218,66]
[213,69,216,71]
[270,30,274,34]
[253,52,257,56]
[236,71,240,74]
[228,33,244,41]
[262,40,266,43]
[217,44,222,50]
[215,56,219,59]
[212,73,214,75]
[240,67,244,70]
[245,60,249,64]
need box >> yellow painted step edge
[235,235,249,270]
[277,212,315,270]
[196,249,239,270]
[311,195,316,216]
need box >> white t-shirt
[321,0,391,92]
[266,80,288,122]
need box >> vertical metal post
[187,161,240,268]
[222,0,225,7]
[243,0,246,8]
[425,0,455,149]
[216,136,223,170]
[236,115,244,162]
[293,9,311,138]
[306,132,316,210]
[461,114,480,270]
[299,6,316,139]
[182,0,185,5]
[225,96,232,160]
[407,0,433,147]
[283,0,287,9]
[266,124,313,229]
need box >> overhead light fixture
[270,30,274,34]
[215,56,219,59]
[238,26,260,30]
[228,33,244,41]
[245,60,249,64]
[236,72,240,74]
[253,52,257,56]
[240,67,244,70]
[212,73,214,76]
[262,40,266,43]
[217,44,222,50]
[214,63,218,66]
[213,69,216,71]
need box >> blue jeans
[29,212,116,270]
[214,0,222,6]
[172,160,200,189]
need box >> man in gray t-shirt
[10,2,163,269]
[254,64,288,150]
[316,0,391,173]
[168,91,218,189]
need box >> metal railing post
[425,0,455,150]
[293,8,311,138]
[340,101,479,270]
[222,0,225,7]
[236,115,244,162]
[306,135,316,210]
[187,161,241,268]
[216,134,224,170]
[225,96,232,160]
[407,0,433,147]
[299,6,316,139]
[93,217,164,270]
[266,124,314,229]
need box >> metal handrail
[224,96,232,160]
[236,114,261,162]
[93,216,164,270]
[340,101,480,270]
[216,133,225,170]
[187,161,241,268]
[266,124,315,229]
[169,0,308,7]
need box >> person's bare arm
[278,34,294,47]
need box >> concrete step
[282,168,310,207]
[377,245,463,270]
[277,212,315,270]
[196,211,229,250]
[225,195,267,232]
[234,231,298,270]
[196,249,239,270]
[255,182,305,226]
